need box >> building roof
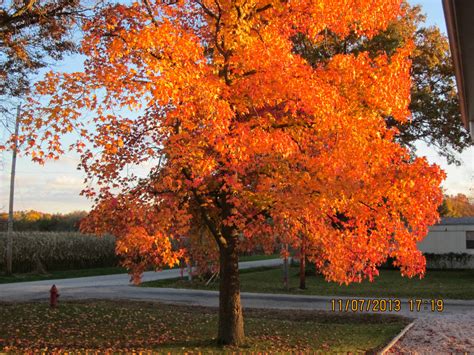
[442,0,474,139]
[438,217,474,225]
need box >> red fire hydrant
[50,285,59,308]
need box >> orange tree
[12,0,444,345]
[440,194,474,217]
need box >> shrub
[0,232,118,273]
[424,253,474,269]
[292,254,474,273]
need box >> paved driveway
[1,258,473,353]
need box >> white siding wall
[418,224,474,255]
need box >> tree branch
[11,0,36,19]
[182,167,227,248]
[142,0,160,26]
[255,3,272,13]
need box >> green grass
[0,300,409,352]
[0,266,127,284]
[142,266,474,300]
[0,254,279,284]
[239,253,279,262]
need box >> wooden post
[299,236,306,289]
[187,261,193,281]
[6,106,20,275]
[283,244,289,290]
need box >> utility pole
[6,105,20,275]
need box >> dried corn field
[0,232,118,273]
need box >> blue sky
[1,0,473,213]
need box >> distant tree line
[0,210,87,231]
[439,194,474,217]
[1,194,472,233]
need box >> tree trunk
[299,238,306,290]
[217,238,245,345]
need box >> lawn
[239,253,279,262]
[0,253,278,284]
[142,266,474,300]
[0,266,127,284]
[0,300,409,352]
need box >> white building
[418,217,474,268]
[419,217,474,254]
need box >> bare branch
[142,0,160,26]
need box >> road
[0,258,283,302]
[0,258,473,352]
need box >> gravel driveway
[388,313,474,353]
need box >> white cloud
[415,142,474,197]
[0,154,92,214]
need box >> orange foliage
[442,194,474,217]
[12,0,444,284]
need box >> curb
[379,321,415,354]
